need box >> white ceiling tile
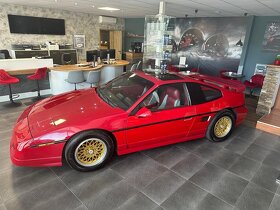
[0,0,279,17]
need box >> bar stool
[27,67,48,98]
[85,70,101,87]
[0,69,21,107]
[65,70,85,90]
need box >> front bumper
[10,105,65,167]
[10,134,65,167]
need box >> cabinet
[10,50,49,58]
[99,30,123,60]
[143,15,175,70]
[110,31,123,60]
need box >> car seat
[158,87,181,109]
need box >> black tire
[206,110,235,142]
[64,130,114,172]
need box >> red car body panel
[10,71,248,167]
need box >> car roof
[133,70,245,93]
[134,70,190,84]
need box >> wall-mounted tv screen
[8,14,65,35]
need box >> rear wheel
[65,130,114,172]
[206,110,235,142]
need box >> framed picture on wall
[262,21,280,52]
[73,34,85,49]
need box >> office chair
[0,50,12,59]
[244,74,265,96]
[130,64,137,72]
[136,60,142,70]
[61,53,72,65]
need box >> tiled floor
[0,100,280,210]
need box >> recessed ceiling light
[98,7,120,11]
[74,2,78,6]
[92,5,95,8]
[54,0,58,2]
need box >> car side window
[186,82,222,105]
[139,83,187,111]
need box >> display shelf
[143,14,175,70]
[127,35,144,38]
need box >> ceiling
[0,0,280,18]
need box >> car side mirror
[135,107,152,118]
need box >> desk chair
[0,50,12,59]
[27,67,48,99]
[136,60,142,70]
[85,70,101,87]
[0,69,21,107]
[61,53,72,65]
[244,74,265,96]
[65,71,85,90]
[130,64,137,72]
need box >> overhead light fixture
[236,39,243,47]
[74,2,78,6]
[92,5,95,8]
[236,13,247,47]
[98,7,120,11]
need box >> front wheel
[206,110,235,142]
[65,130,114,172]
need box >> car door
[126,83,196,149]
[185,82,223,137]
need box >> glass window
[97,73,154,110]
[186,82,222,105]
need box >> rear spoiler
[189,74,245,93]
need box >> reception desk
[49,60,129,95]
[1,58,53,75]
[0,59,128,102]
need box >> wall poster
[170,17,248,76]
[262,21,280,52]
[73,34,85,49]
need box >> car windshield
[96,73,154,110]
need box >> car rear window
[186,82,222,105]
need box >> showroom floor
[0,99,280,210]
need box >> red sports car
[10,71,247,171]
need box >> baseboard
[0,89,52,102]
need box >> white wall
[0,3,125,61]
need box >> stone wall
[256,65,280,115]
[0,3,125,61]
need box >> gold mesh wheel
[214,116,232,138]
[74,138,107,167]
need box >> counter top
[6,60,129,75]
[50,60,129,72]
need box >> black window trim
[186,82,222,106]
[129,82,190,116]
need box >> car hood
[28,88,124,138]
